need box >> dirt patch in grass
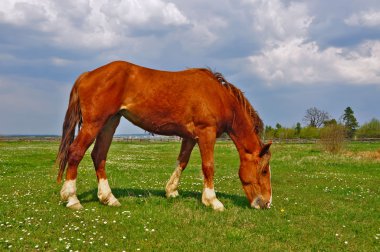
[344,149,380,161]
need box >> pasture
[0,140,379,251]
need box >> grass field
[0,140,379,251]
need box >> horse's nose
[265,202,271,209]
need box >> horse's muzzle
[251,196,271,209]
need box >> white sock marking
[60,179,82,209]
[202,187,224,211]
[98,179,120,206]
[61,179,76,201]
[203,187,216,201]
[98,179,111,201]
[165,164,182,197]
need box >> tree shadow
[77,187,248,208]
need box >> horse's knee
[202,162,214,171]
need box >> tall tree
[342,106,359,138]
[295,122,302,135]
[324,119,337,126]
[303,107,330,128]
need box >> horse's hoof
[67,202,83,210]
[65,195,82,210]
[102,194,121,207]
[213,205,225,212]
[211,199,225,211]
[166,190,179,198]
[109,198,121,207]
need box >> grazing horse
[56,61,272,211]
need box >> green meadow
[0,140,379,251]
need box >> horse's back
[122,64,232,135]
[77,61,233,137]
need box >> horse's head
[239,142,272,209]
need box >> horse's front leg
[197,128,225,211]
[165,138,196,197]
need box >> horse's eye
[262,169,268,176]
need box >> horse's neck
[228,108,261,157]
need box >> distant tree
[303,107,330,128]
[265,125,273,132]
[295,122,302,136]
[264,125,275,139]
[356,118,380,138]
[275,123,282,130]
[342,107,359,138]
[324,119,337,126]
[300,126,320,139]
[280,127,296,139]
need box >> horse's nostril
[266,202,271,208]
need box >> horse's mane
[210,70,264,135]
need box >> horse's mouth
[251,197,271,209]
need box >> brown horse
[56,61,272,211]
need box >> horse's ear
[259,141,272,158]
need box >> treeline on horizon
[263,106,380,140]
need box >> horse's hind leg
[60,123,103,210]
[91,114,121,206]
[165,138,196,198]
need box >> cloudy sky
[1,0,379,135]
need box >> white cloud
[0,0,189,50]
[162,2,189,25]
[245,0,313,43]
[345,10,380,27]
[99,0,189,26]
[242,1,380,86]
[0,0,49,26]
[249,39,380,85]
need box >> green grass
[0,140,379,251]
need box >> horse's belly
[120,108,195,138]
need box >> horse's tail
[56,73,87,183]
